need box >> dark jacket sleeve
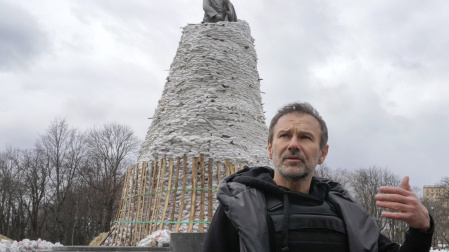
[202,204,240,252]
[378,216,434,252]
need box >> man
[203,0,237,23]
[203,102,433,252]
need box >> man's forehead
[274,112,321,132]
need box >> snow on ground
[0,239,63,252]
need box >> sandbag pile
[106,20,270,246]
[137,230,170,248]
[0,238,63,252]
[138,20,269,166]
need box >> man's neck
[273,173,313,194]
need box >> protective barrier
[106,154,243,246]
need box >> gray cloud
[0,0,49,71]
[244,1,449,187]
[0,0,447,187]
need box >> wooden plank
[187,157,199,232]
[112,168,128,245]
[145,161,158,236]
[125,165,138,246]
[169,157,181,230]
[135,162,147,244]
[114,173,126,220]
[112,168,130,245]
[115,168,130,246]
[240,164,244,170]
[133,163,145,244]
[121,168,133,244]
[159,158,174,230]
[149,159,163,233]
[217,162,221,184]
[199,154,206,232]
[122,165,137,246]
[129,164,140,245]
[152,158,167,233]
[175,155,188,232]
[207,158,213,226]
[225,159,230,177]
[132,164,144,245]
[138,162,148,239]
[234,162,238,174]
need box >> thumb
[401,176,411,191]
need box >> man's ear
[318,144,329,164]
[267,140,272,159]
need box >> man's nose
[287,138,300,151]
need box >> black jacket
[203,166,434,252]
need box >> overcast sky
[1,0,448,189]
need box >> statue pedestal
[106,21,270,246]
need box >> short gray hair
[268,102,328,149]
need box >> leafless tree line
[2,120,447,247]
[0,118,140,245]
[316,165,449,247]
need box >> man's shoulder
[312,176,355,202]
[222,166,274,183]
[312,176,345,192]
[218,166,283,197]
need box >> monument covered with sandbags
[104,3,270,246]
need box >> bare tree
[315,163,351,189]
[0,148,14,237]
[83,123,140,232]
[347,166,406,242]
[0,119,140,245]
[439,176,449,186]
[21,148,49,239]
[36,118,87,243]
[0,147,27,240]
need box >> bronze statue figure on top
[203,0,237,23]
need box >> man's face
[267,112,328,181]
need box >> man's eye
[280,134,288,138]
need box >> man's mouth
[284,155,303,162]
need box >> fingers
[376,198,415,212]
[376,176,416,206]
[376,176,431,231]
[378,202,430,231]
[379,176,412,195]
[378,186,410,196]
[401,176,411,191]
[376,194,409,205]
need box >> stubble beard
[272,149,318,182]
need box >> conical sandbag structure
[106,20,270,246]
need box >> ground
[89,233,108,246]
[0,234,12,242]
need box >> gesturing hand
[375,176,430,232]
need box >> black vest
[266,192,349,252]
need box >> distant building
[423,185,449,208]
